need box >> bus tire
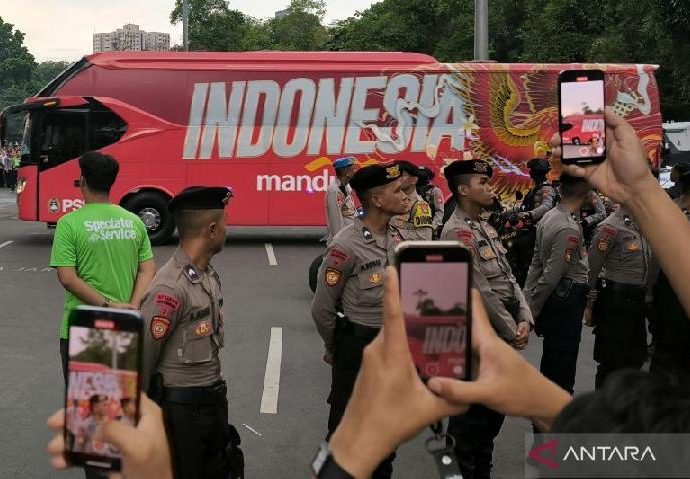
[123,192,175,245]
[309,254,324,293]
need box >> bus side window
[89,111,126,150]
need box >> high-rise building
[93,24,170,53]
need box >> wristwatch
[311,443,354,479]
[101,297,111,308]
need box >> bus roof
[82,52,658,73]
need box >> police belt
[163,380,227,405]
[343,318,380,340]
[599,278,646,297]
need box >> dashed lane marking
[260,327,283,414]
[264,243,278,266]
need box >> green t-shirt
[49,203,154,338]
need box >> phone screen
[560,73,606,162]
[400,258,470,380]
[65,309,142,470]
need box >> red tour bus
[0,52,662,243]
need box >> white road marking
[264,243,277,266]
[0,241,13,250]
[242,424,263,436]
[260,327,283,414]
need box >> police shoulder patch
[151,316,171,340]
[564,248,574,263]
[597,239,610,252]
[325,267,342,287]
[456,229,473,246]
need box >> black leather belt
[344,319,380,340]
[163,380,227,405]
[600,278,646,295]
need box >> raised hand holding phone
[559,69,606,166]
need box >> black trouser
[159,382,241,479]
[6,169,16,190]
[592,281,647,390]
[448,405,505,479]
[0,169,5,187]
[649,272,690,378]
[327,321,395,479]
[507,228,535,288]
[535,280,589,394]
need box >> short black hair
[447,174,474,202]
[559,173,591,200]
[553,370,690,433]
[79,151,119,193]
[174,209,224,240]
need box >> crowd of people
[0,143,21,191]
[44,108,690,479]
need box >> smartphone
[395,241,472,381]
[64,306,143,472]
[558,69,606,165]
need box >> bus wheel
[308,254,324,293]
[124,192,175,245]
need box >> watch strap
[311,443,354,479]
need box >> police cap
[349,163,401,197]
[395,160,421,177]
[333,156,356,170]
[527,158,551,173]
[168,186,233,212]
[443,159,493,180]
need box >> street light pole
[183,0,189,51]
[474,0,489,60]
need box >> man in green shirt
[50,151,155,380]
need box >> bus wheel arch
[121,189,175,245]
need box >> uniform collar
[452,205,479,229]
[172,247,205,284]
[557,203,579,221]
[356,217,392,247]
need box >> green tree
[0,17,35,109]
[170,0,253,51]
[73,330,137,370]
[266,0,329,51]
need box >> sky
[561,79,605,117]
[2,0,379,62]
[400,263,469,315]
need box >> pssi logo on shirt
[84,218,137,242]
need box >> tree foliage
[2,2,690,119]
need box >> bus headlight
[16,178,26,194]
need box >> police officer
[524,174,592,394]
[417,166,445,237]
[585,208,650,389]
[390,160,433,240]
[509,158,557,286]
[648,162,690,377]
[311,163,408,479]
[325,156,357,244]
[580,190,607,247]
[140,186,243,479]
[440,159,534,479]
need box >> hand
[323,351,333,365]
[517,212,530,223]
[426,291,571,429]
[583,307,594,327]
[550,107,658,207]
[329,267,468,479]
[511,321,531,350]
[47,394,173,479]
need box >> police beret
[443,159,493,180]
[349,163,401,197]
[333,156,355,169]
[168,186,233,212]
[418,166,435,180]
[395,160,421,177]
[527,158,551,172]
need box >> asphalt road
[0,188,599,479]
